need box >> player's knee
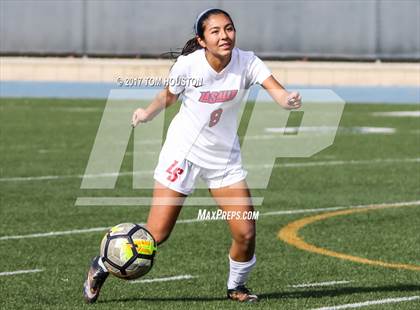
[234,227,255,245]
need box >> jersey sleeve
[168,56,187,95]
[246,54,272,87]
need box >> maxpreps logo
[198,90,238,104]
[76,88,346,207]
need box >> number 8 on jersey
[209,108,223,127]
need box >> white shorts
[153,154,248,195]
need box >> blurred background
[1,0,419,60]
[0,0,419,102]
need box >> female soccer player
[83,8,301,303]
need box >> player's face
[200,14,236,58]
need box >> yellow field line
[278,203,420,271]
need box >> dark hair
[180,8,235,57]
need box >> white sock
[98,256,108,272]
[227,254,256,290]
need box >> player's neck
[205,50,232,73]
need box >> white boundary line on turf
[372,111,420,117]
[0,200,419,241]
[311,295,420,310]
[0,269,43,276]
[130,274,197,284]
[247,157,420,169]
[265,126,396,134]
[288,280,351,288]
[0,227,109,240]
[261,200,420,216]
[1,157,419,182]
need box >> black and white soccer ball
[100,223,157,280]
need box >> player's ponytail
[179,8,235,57]
[181,37,201,56]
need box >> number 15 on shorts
[166,160,184,182]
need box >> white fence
[1,0,419,60]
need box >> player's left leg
[209,180,258,302]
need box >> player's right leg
[83,255,109,303]
[145,181,186,245]
[82,182,186,303]
[149,156,195,244]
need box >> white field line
[246,157,420,169]
[1,200,419,241]
[0,269,43,276]
[0,227,109,240]
[288,280,351,288]
[0,170,151,182]
[351,127,395,134]
[130,274,196,284]
[1,157,419,183]
[372,111,420,117]
[53,107,104,112]
[4,123,407,154]
[265,126,396,134]
[264,200,420,216]
[262,206,349,216]
[311,295,420,310]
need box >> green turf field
[0,98,419,309]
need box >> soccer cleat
[83,256,109,304]
[227,285,258,302]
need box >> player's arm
[261,75,302,110]
[132,87,178,127]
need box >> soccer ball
[100,223,157,280]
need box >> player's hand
[132,108,150,127]
[286,91,302,109]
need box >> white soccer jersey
[162,47,271,169]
